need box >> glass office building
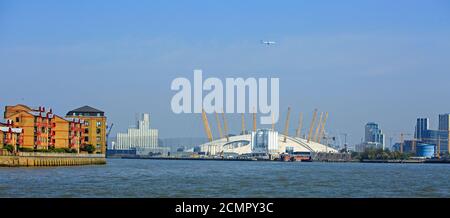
[364,122,385,149]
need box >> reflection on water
[0,159,449,197]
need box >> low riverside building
[53,115,84,152]
[4,104,54,150]
[66,106,107,154]
[0,120,23,153]
[2,104,106,154]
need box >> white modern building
[198,129,337,156]
[113,113,159,151]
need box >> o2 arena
[197,108,338,160]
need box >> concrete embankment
[0,153,106,167]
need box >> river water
[0,159,449,197]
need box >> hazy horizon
[1,0,449,146]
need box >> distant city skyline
[1,0,450,145]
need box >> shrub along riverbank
[351,148,412,161]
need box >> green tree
[2,144,14,153]
[81,144,95,154]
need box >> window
[84,128,89,134]
[96,128,101,134]
[84,121,89,126]
[96,121,102,127]
[84,136,89,142]
[96,136,101,142]
[16,117,19,122]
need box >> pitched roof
[67,105,104,114]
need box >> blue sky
[1,0,449,146]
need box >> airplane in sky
[261,40,276,46]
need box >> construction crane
[392,131,448,157]
[314,112,324,142]
[398,133,413,153]
[221,112,230,142]
[399,133,404,153]
[241,113,246,135]
[318,112,328,144]
[392,132,413,153]
[105,123,114,152]
[412,136,448,157]
[214,111,223,139]
[307,109,318,143]
[283,107,291,142]
[295,112,303,138]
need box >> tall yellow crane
[201,109,213,143]
[241,113,246,135]
[221,112,229,142]
[307,109,318,143]
[214,111,223,139]
[318,112,328,144]
[314,112,324,142]
[295,112,303,138]
[283,107,291,142]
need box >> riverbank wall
[0,152,106,167]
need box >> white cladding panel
[113,113,159,150]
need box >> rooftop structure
[112,113,168,155]
[66,105,107,154]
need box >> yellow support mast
[241,113,246,135]
[307,109,318,143]
[314,112,324,142]
[283,107,291,142]
[253,110,257,132]
[221,112,229,142]
[318,112,328,144]
[214,111,223,139]
[295,112,303,138]
[201,109,213,142]
[201,109,213,155]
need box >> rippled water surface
[1,159,449,197]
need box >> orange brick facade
[2,104,87,153]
